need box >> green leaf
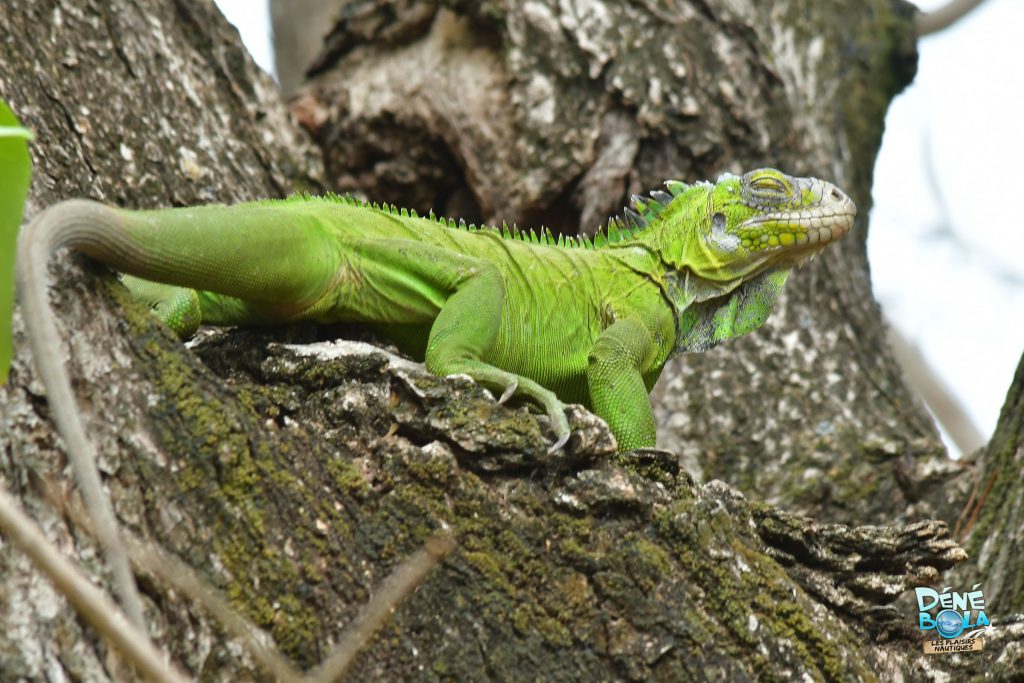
[0,101,33,385]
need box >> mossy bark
[0,0,1020,680]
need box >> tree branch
[916,0,989,36]
[886,322,986,455]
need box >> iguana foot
[502,380,569,453]
[122,275,201,339]
[434,362,570,453]
[501,378,569,453]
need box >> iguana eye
[750,175,788,195]
[744,172,793,206]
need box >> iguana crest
[277,180,700,250]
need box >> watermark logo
[915,583,991,654]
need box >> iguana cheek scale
[18,168,855,453]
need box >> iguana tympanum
[18,169,855,455]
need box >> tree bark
[950,350,1024,614]
[271,0,349,96]
[0,0,1020,680]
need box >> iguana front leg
[587,317,669,451]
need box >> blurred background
[213,0,1024,458]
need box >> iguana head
[636,168,856,352]
[654,167,856,283]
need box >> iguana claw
[500,379,569,453]
[547,430,570,454]
[498,380,518,404]
[546,404,571,454]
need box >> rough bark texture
[950,350,1024,614]
[1,0,1021,680]
[294,0,966,529]
[271,0,348,95]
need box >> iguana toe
[546,403,571,454]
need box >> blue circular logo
[935,609,965,639]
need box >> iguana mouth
[742,205,855,242]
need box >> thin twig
[126,533,305,682]
[959,469,999,540]
[304,532,456,683]
[953,470,979,539]
[131,529,455,683]
[42,479,302,681]
[49,476,456,683]
[0,486,189,683]
[916,0,989,36]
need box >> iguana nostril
[831,187,844,201]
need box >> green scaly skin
[20,169,855,452]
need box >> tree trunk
[0,0,1020,680]
[951,349,1024,614]
[271,0,349,96]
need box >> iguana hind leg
[121,276,201,339]
[120,277,272,338]
[587,318,662,451]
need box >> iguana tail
[16,200,149,629]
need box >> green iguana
[18,168,854,455]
